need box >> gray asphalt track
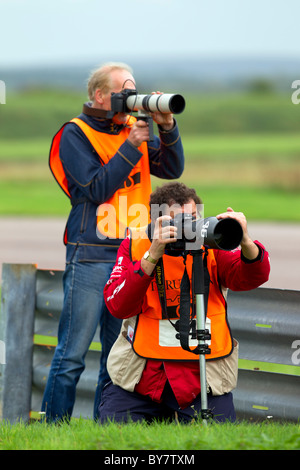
[0,217,299,290]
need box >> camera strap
[178,249,210,355]
[155,249,210,355]
[177,261,196,353]
[155,259,176,327]
[82,103,113,119]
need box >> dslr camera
[165,213,243,252]
[111,88,185,142]
[111,88,185,115]
[111,89,185,141]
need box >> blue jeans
[41,251,120,422]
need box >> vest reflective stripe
[130,235,233,361]
[49,117,152,240]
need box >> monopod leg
[196,293,210,425]
[192,250,213,424]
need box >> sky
[1,0,300,69]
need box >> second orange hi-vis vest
[49,117,152,240]
[130,233,233,361]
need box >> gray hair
[87,62,133,101]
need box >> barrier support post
[0,264,37,423]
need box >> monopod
[191,250,213,425]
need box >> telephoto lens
[163,213,243,252]
[126,93,185,114]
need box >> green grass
[0,179,70,216]
[2,89,299,140]
[1,89,300,221]
[177,91,300,135]
[0,138,51,160]
[0,178,299,222]
[1,132,300,161]
[0,419,299,450]
[0,132,299,221]
[182,133,300,159]
[151,182,300,222]
[0,89,87,140]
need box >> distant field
[1,158,299,220]
[0,89,299,221]
[2,132,300,160]
[2,88,300,139]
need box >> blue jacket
[54,106,185,263]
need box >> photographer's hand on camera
[127,120,150,147]
[152,111,174,131]
[141,215,177,275]
[216,207,259,260]
[150,92,174,131]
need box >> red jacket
[104,237,270,408]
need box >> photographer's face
[95,69,136,124]
[169,199,198,220]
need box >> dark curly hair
[149,182,202,219]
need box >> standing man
[42,63,184,422]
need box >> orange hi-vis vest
[49,117,152,240]
[130,233,233,361]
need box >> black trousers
[98,381,236,424]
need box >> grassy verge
[0,177,299,222]
[151,181,300,222]
[0,419,300,451]
[1,139,300,221]
[2,132,300,161]
[0,179,70,216]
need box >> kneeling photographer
[98,182,270,424]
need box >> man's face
[169,199,198,220]
[100,69,136,125]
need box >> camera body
[165,213,243,252]
[111,89,137,114]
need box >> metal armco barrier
[228,289,300,422]
[0,263,300,423]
